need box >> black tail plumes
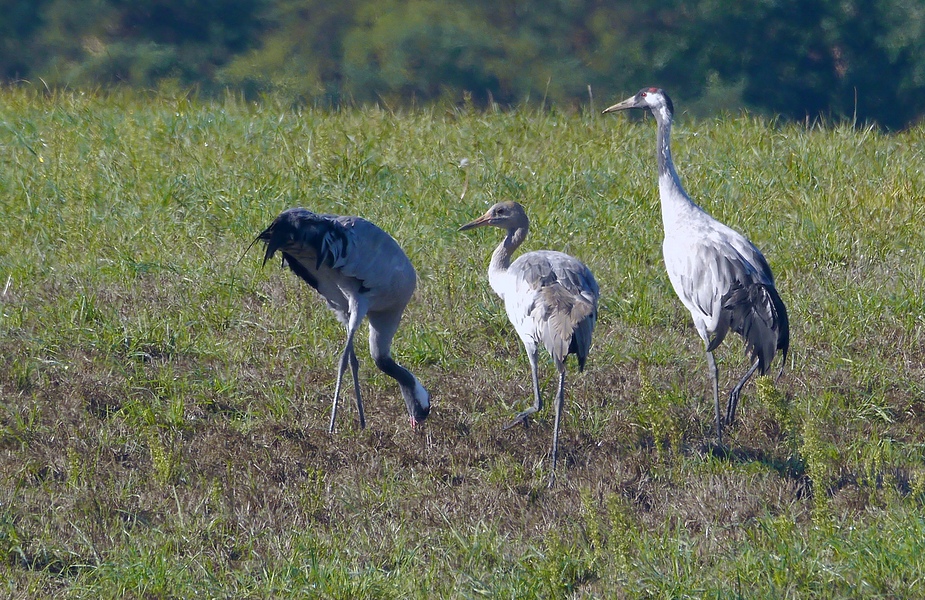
[724,281,789,376]
[248,208,356,291]
[770,284,790,376]
[255,208,349,270]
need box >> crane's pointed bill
[602,95,639,114]
[458,212,492,231]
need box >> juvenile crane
[459,201,599,480]
[252,208,430,432]
[603,88,789,445]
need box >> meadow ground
[1,89,925,598]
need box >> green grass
[2,87,925,597]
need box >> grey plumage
[604,87,789,445]
[253,207,430,431]
[459,201,599,482]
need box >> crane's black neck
[374,355,415,388]
[374,355,429,422]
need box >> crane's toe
[503,408,538,430]
[547,470,557,488]
[725,388,742,426]
[410,403,430,428]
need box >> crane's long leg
[330,307,366,433]
[348,346,365,429]
[504,344,543,430]
[330,339,352,433]
[706,349,722,445]
[726,358,760,426]
[548,368,567,488]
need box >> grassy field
[1,87,925,598]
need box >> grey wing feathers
[254,208,416,305]
[516,251,599,367]
[536,284,597,366]
[680,233,788,374]
[565,292,597,371]
[684,243,762,318]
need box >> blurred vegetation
[2,0,925,125]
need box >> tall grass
[1,87,925,597]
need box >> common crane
[252,208,430,432]
[603,88,789,445]
[459,201,599,481]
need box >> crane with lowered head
[251,207,430,432]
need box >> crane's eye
[640,91,647,97]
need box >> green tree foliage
[217,0,361,103]
[2,0,925,126]
[341,1,505,105]
[2,0,267,90]
[675,0,925,128]
[0,0,47,80]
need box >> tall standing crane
[252,208,430,432]
[603,87,789,445]
[459,201,599,482]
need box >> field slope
[2,89,925,597]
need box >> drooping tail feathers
[254,208,350,270]
[722,281,789,377]
[537,283,597,372]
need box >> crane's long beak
[458,212,492,232]
[602,95,639,114]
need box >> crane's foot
[503,408,538,430]
[547,470,557,488]
[705,438,731,459]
